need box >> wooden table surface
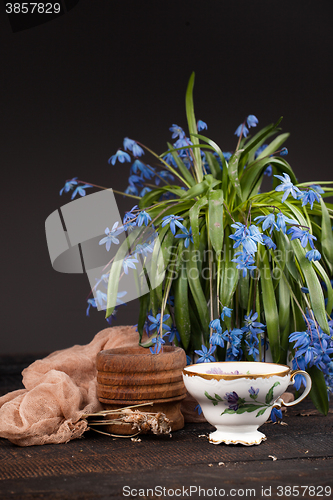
[0,354,332,499]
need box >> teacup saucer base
[209,428,267,446]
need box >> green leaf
[153,227,175,303]
[208,189,224,254]
[189,196,208,249]
[220,227,238,307]
[139,188,165,209]
[242,117,283,158]
[236,404,264,414]
[137,293,150,343]
[188,299,205,351]
[238,273,249,311]
[106,232,139,317]
[241,157,297,201]
[204,391,218,406]
[313,259,333,316]
[256,408,267,417]
[205,150,222,179]
[221,408,235,415]
[265,381,281,404]
[166,142,196,187]
[227,150,242,199]
[186,246,210,334]
[185,73,202,182]
[255,133,290,160]
[291,239,329,335]
[320,198,333,273]
[278,273,290,333]
[259,249,280,362]
[180,180,210,200]
[174,261,191,350]
[307,365,329,415]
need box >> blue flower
[108,150,131,165]
[209,318,222,334]
[221,306,233,321]
[275,212,297,234]
[168,325,181,343]
[230,223,263,256]
[242,311,266,336]
[130,160,154,179]
[305,248,321,262]
[249,387,259,398]
[264,165,273,176]
[136,210,152,227]
[280,147,288,156]
[95,289,107,308]
[115,291,127,306]
[210,332,225,348]
[135,241,154,258]
[148,313,171,333]
[161,215,185,235]
[245,339,259,361]
[247,115,259,128]
[128,174,145,188]
[162,152,178,168]
[123,205,138,224]
[194,404,203,415]
[310,184,325,194]
[262,234,276,250]
[124,185,139,197]
[255,144,268,159]
[173,137,193,152]
[175,226,194,248]
[169,124,185,140]
[155,170,175,186]
[99,222,124,251]
[194,344,216,363]
[270,407,283,423]
[197,120,208,131]
[274,173,302,203]
[287,227,317,249]
[150,335,166,354]
[140,187,152,197]
[60,177,78,196]
[301,189,321,210]
[254,213,277,233]
[71,184,92,200]
[86,298,96,316]
[232,251,257,277]
[123,138,144,157]
[235,123,249,138]
[224,391,241,411]
[223,152,232,161]
[122,255,139,274]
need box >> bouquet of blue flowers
[60,74,333,415]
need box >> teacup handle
[273,370,312,409]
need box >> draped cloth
[0,326,144,446]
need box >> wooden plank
[0,458,332,499]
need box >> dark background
[0,0,332,355]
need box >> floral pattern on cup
[204,382,281,418]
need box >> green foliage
[105,73,333,413]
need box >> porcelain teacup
[183,361,311,446]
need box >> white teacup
[183,361,311,446]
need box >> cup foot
[209,428,267,446]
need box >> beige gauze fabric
[0,326,143,447]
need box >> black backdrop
[1,0,332,354]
